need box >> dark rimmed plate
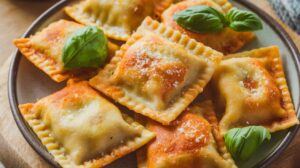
[8,0,300,167]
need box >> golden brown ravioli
[65,0,173,41]
[161,0,255,54]
[14,19,119,82]
[89,17,223,124]
[19,81,155,167]
[136,101,236,168]
[211,46,299,134]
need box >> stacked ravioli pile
[14,0,299,168]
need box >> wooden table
[0,0,300,167]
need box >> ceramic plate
[8,0,300,167]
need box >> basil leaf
[62,26,108,70]
[224,126,271,161]
[173,6,226,33]
[173,5,263,33]
[226,8,263,31]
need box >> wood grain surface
[0,0,299,167]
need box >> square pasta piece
[19,81,155,168]
[89,17,223,124]
[136,101,237,168]
[161,0,255,54]
[65,0,173,41]
[211,46,299,134]
[14,19,119,82]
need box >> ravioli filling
[33,84,141,164]
[147,112,210,167]
[29,20,83,68]
[215,57,286,131]
[161,0,254,54]
[112,35,206,110]
[79,0,155,38]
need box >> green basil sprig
[226,8,263,31]
[173,6,263,33]
[62,26,108,70]
[224,126,271,161]
[173,6,227,33]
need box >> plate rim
[7,0,300,167]
[8,0,69,167]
